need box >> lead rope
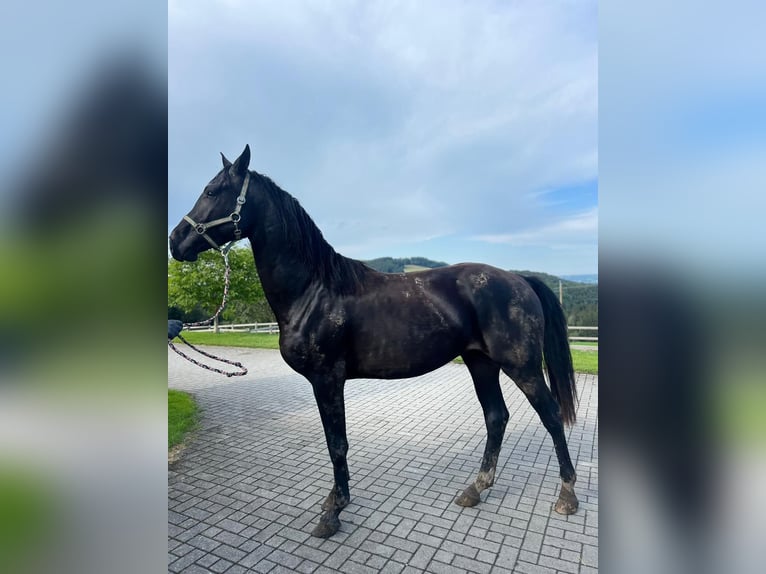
[168,245,248,377]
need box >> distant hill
[560,274,598,284]
[508,269,598,327]
[363,257,448,273]
[363,257,597,327]
[403,264,431,272]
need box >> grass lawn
[180,331,280,349]
[168,390,198,449]
[570,349,598,375]
[177,331,598,375]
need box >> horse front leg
[310,375,350,538]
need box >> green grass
[178,330,598,374]
[168,390,198,449]
[570,340,598,347]
[570,349,598,374]
[180,330,281,349]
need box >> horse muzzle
[169,226,200,262]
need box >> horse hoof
[455,484,481,507]
[553,489,579,515]
[311,514,341,538]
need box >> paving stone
[537,554,580,574]
[293,560,319,574]
[196,553,219,569]
[210,558,232,573]
[476,549,496,564]
[452,554,493,574]
[426,559,467,574]
[322,544,355,570]
[211,544,246,563]
[169,350,597,573]
[432,549,454,564]
[512,560,558,574]
[380,561,406,574]
[179,564,214,574]
[581,543,598,568]
[238,545,274,569]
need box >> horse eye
[206,189,217,197]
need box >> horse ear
[231,144,250,176]
[221,152,232,169]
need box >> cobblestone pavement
[169,347,598,574]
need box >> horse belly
[349,322,466,379]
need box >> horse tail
[522,275,578,425]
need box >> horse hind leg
[505,364,579,515]
[455,352,509,507]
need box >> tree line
[168,246,275,324]
[168,251,596,327]
[362,256,449,273]
[509,269,598,327]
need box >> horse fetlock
[321,488,350,511]
[475,469,496,490]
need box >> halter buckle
[230,213,241,223]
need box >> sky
[168,0,597,276]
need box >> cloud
[472,207,598,249]
[168,0,597,273]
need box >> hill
[508,269,598,327]
[363,256,448,273]
[362,257,597,327]
[560,273,598,284]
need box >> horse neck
[244,181,319,321]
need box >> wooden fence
[187,322,597,344]
[185,322,279,334]
[568,326,598,342]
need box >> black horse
[169,145,580,538]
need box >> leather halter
[183,172,250,253]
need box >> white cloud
[168,0,597,273]
[473,207,598,249]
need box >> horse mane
[255,172,371,295]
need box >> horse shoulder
[278,297,351,376]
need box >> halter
[183,172,250,253]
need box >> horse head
[169,145,252,261]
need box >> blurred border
[2,1,764,573]
[0,2,167,574]
[601,1,766,573]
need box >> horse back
[341,263,543,378]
